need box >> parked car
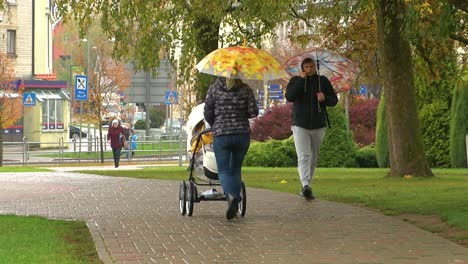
[69,125,87,140]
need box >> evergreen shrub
[134,120,146,130]
[318,104,357,167]
[419,101,450,167]
[450,83,468,167]
[355,145,378,168]
[375,94,389,168]
[244,137,296,167]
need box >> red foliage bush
[251,103,292,142]
[348,97,379,146]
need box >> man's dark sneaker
[300,185,315,200]
[226,194,240,220]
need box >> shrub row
[244,138,378,168]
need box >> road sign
[164,90,178,105]
[359,85,366,95]
[22,92,36,106]
[74,75,88,101]
[268,84,281,91]
[258,89,284,100]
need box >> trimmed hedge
[355,145,378,168]
[318,104,357,167]
[414,53,456,168]
[375,93,389,168]
[419,101,451,167]
[244,137,297,167]
[245,103,357,167]
[450,83,468,167]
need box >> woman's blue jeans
[112,147,122,165]
[213,134,250,198]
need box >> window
[42,99,64,130]
[7,30,16,54]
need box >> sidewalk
[1,170,468,264]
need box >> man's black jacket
[285,74,338,129]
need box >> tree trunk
[99,127,105,164]
[194,16,220,102]
[375,0,433,177]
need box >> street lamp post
[68,64,81,123]
[81,36,93,152]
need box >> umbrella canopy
[284,48,358,93]
[196,46,289,81]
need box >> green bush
[355,145,378,168]
[149,107,165,128]
[419,101,450,167]
[244,137,297,167]
[245,104,356,168]
[318,104,357,167]
[134,120,146,130]
[414,53,456,168]
[450,81,468,168]
[375,94,389,168]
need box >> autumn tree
[82,32,130,163]
[374,0,432,176]
[0,53,23,166]
[291,0,465,175]
[54,0,300,115]
[53,0,465,175]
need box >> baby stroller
[178,103,247,217]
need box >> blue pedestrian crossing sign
[74,75,88,101]
[359,85,366,95]
[164,90,178,105]
[22,92,36,106]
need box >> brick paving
[1,170,468,264]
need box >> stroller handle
[197,127,212,140]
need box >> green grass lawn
[0,167,50,172]
[0,215,101,264]
[82,167,468,231]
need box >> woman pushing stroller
[204,77,259,220]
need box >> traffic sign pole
[79,101,83,163]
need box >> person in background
[123,123,131,141]
[107,118,125,168]
[285,58,338,200]
[204,77,259,220]
[127,129,137,159]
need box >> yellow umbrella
[196,46,289,81]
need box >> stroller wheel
[179,181,187,215]
[186,181,195,216]
[239,181,247,217]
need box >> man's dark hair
[301,58,316,70]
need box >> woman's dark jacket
[285,74,338,129]
[204,77,259,137]
[107,125,125,149]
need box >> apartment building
[1,0,70,146]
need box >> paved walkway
[1,169,468,264]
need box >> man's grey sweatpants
[291,126,326,187]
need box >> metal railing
[1,133,188,166]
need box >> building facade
[1,0,70,145]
